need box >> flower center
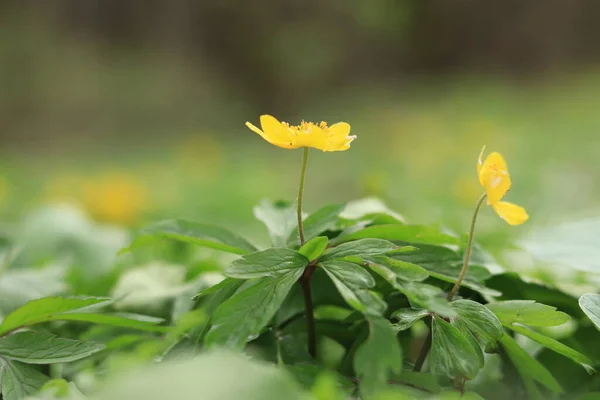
[283,120,329,135]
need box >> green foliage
[0,180,597,398]
[354,316,403,396]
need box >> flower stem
[297,147,309,246]
[296,147,316,357]
[413,192,487,371]
[447,192,487,301]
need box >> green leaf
[354,315,402,396]
[298,236,328,260]
[320,238,397,262]
[0,331,105,364]
[453,319,484,368]
[394,370,441,394]
[36,313,169,333]
[0,359,47,400]
[320,261,384,315]
[254,200,298,247]
[487,300,570,327]
[391,308,430,331]
[121,219,257,255]
[0,297,110,336]
[204,269,303,349]
[499,334,563,393]
[394,281,457,318]
[225,248,308,279]
[192,278,239,300]
[579,294,600,330]
[429,316,482,382]
[389,244,497,296]
[337,224,459,246]
[365,255,429,281]
[451,300,503,350]
[504,323,595,373]
[287,204,345,246]
[39,379,85,399]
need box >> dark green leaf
[254,200,297,247]
[337,224,459,246]
[394,370,441,394]
[0,359,47,400]
[394,281,457,318]
[487,300,570,327]
[0,331,105,364]
[366,255,429,281]
[320,261,384,315]
[192,278,240,301]
[451,300,503,350]
[37,313,169,333]
[354,315,402,396]
[320,238,397,262]
[505,323,595,373]
[429,316,482,382]
[579,294,600,331]
[204,269,303,349]
[391,308,430,331]
[0,297,110,336]
[389,244,497,296]
[121,219,257,255]
[453,319,484,368]
[287,204,345,246]
[298,236,328,261]
[225,248,308,279]
[499,334,563,393]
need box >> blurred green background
[1,0,599,245]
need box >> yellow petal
[492,201,529,225]
[260,115,291,143]
[326,122,355,152]
[246,116,298,149]
[478,151,511,204]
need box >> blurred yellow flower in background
[477,147,528,225]
[246,115,355,151]
[83,172,148,224]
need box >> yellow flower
[83,172,148,224]
[477,147,528,225]
[245,115,355,151]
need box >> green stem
[413,192,487,372]
[447,192,487,301]
[297,147,309,246]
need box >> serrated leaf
[505,323,595,373]
[204,269,303,349]
[287,204,345,247]
[0,331,105,364]
[320,261,384,315]
[579,294,600,331]
[225,248,308,279]
[487,300,570,327]
[366,255,429,281]
[253,200,298,247]
[121,219,257,255]
[0,358,47,400]
[451,300,503,350]
[354,315,403,396]
[391,308,430,331]
[320,239,397,262]
[429,316,482,382]
[0,297,110,336]
[499,334,563,393]
[298,236,328,261]
[337,224,459,246]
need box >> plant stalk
[297,147,309,246]
[296,147,317,357]
[413,192,487,371]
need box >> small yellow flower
[477,146,528,225]
[245,115,355,151]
